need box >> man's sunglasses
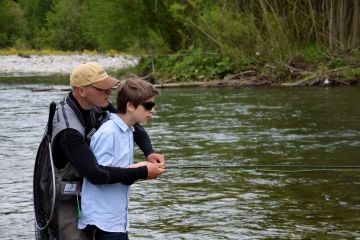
[88,85,111,91]
[140,101,156,110]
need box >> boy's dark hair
[116,78,159,114]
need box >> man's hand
[127,162,147,168]
[128,161,166,179]
[147,153,165,165]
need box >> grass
[332,67,360,79]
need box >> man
[47,62,165,239]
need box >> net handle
[34,102,57,231]
[46,101,56,136]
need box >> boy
[78,78,163,240]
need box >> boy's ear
[127,102,135,112]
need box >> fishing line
[166,164,360,173]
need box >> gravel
[0,54,139,77]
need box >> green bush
[0,0,28,48]
[133,48,234,82]
[327,58,348,69]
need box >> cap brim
[92,77,120,89]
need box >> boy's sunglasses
[140,101,156,110]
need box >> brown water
[0,84,359,239]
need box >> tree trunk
[338,0,345,49]
[328,0,334,48]
[351,0,360,49]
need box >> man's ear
[76,87,87,97]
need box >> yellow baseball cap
[70,61,119,89]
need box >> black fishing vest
[51,93,109,181]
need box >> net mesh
[33,136,56,237]
[33,102,57,239]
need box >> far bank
[0,52,360,87]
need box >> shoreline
[3,75,360,91]
[0,54,138,77]
[28,79,359,93]
[1,54,359,88]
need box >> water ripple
[1,85,360,239]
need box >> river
[0,84,359,239]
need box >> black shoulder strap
[46,101,57,137]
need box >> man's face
[84,85,113,108]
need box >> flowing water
[0,83,359,239]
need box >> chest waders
[34,94,109,240]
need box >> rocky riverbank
[0,54,138,77]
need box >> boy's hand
[146,162,166,179]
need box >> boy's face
[132,96,156,124]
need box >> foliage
[40,0,86,50]
[0,0,28,48]
[81,0,136,51]
[327,58,348,69]
[0,0,360,83]
[133,48,233,82]
[17,0,53,48]
[332,67,360,80]
[295,43,324,65]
